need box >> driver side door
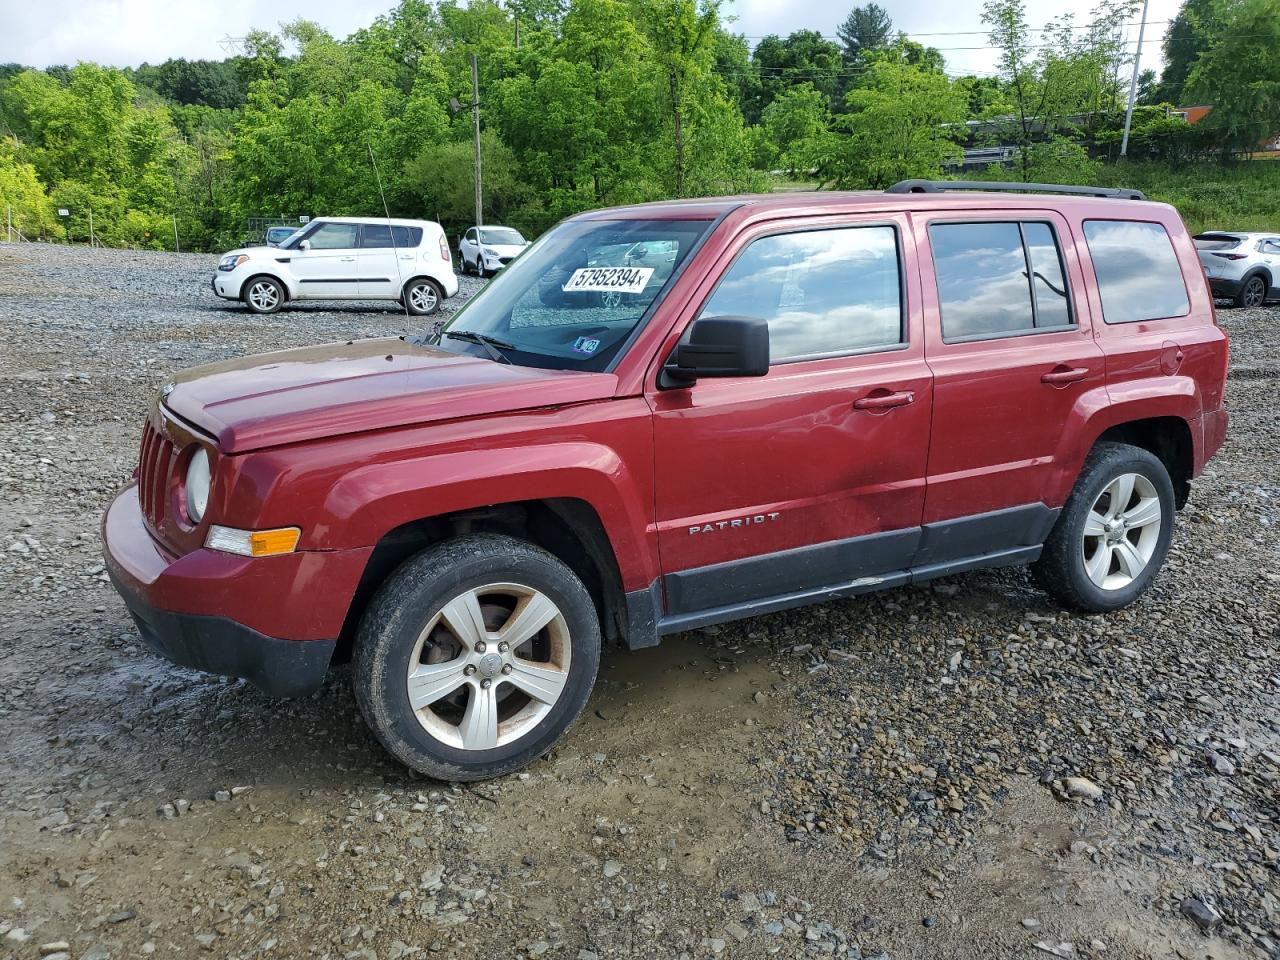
[647,214,934,625]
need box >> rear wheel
[353,535,601,781]
[242,276,284,314]
[1235,274,1267,308]
[1032,442,1175,613]
[404,278,443,316]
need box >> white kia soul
[212,217,459,315]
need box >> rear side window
[929,221,1074,341]
[698,225,903,362]
[1084,220,1190,324]
[362,224,423,248]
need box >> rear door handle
[853,389,914,410]
[1041,366,1088,385]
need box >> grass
[765,161,1280,235]
[1093,160,1280,235]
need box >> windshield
[480,227,526,246]
[433,217,712,371]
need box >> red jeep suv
[103,181,1229,780]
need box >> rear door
[290,221,360,297]
[359,224,420,298]
[913,211,1105,564]
[648,213,934,621]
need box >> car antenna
[368,143,410,324]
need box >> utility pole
[471,54,482,229]
[1119,0,1149,158]
[6,206,11,243]
[173,213,181,253]
[88,208,95,248]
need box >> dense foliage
[0,0,1276,250]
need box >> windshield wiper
[442,329,515,365]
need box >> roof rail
[886,179,1146,201]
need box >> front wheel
[243,276,284,314]
[404,278,443,316]
[1235,274,1267,309]
[1032,442,1175,613]
[353,535,601,781]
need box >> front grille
[138,418,176,529]
[499,256,513,264]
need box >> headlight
[185,447,211,523]
[219,254,248,272]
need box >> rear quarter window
[1083,220,1190,324]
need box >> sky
[0,0,1185,78]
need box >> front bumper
[103,485,372,697]
[212,273,239,300]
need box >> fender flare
[316,442,658,590]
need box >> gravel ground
[0,241,1276,960]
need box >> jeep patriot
[102,181,1230,780]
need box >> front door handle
[339,256,356,262]
[853,389,914,411]
[1041,366,1088,385]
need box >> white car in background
[212,216,458,315]
[458,225,529,278]
[1193,231,1280,308]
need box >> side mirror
[298,239,311,252]
[662,315,769,387]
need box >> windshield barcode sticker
[562,266,654,294]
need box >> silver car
[1194,231,1280,308]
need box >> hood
[163,339,618,453]
[482,243,527,257]
[220,246,275,261]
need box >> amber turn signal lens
[248,528,301,557]
[206,524,302,558]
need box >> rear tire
[353,534,601,781]
[1235,274,1267,309]
[242,276,284,315]
[1032,442,1175,613]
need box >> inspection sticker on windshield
[562,266,654,294]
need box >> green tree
[811,59,966,188]
[1157,0,1217,105]
[0,137,60,238]
[758,83,828,175]
[1186,0,1280,155]
[403,130,527,233]
[836,3,893,63]
[747,30,844,120]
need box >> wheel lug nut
[475,641,487,654]
[498,642,509,653]
[501,664,512,675]
[481,678,492,689]
[464,665,476,676]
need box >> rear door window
[698,225,903,362]
[1083,220,1190,323]
[361,224,423,248]
[928,221,1074,342]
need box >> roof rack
[886,179,1146,201]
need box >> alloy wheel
[410,283,438,313]
[248,281,279,311]
[405,583,571,750]
[1080,472,1162,590]
[1244,277,1266,308]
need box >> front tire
[353,535,601,781]
[1033,442,1175,613]
[242,276,284,314]
[404,278,443,316]
[1235,274,1267,309]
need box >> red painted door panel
[647,212,933,583]
[913,210,1106,523]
